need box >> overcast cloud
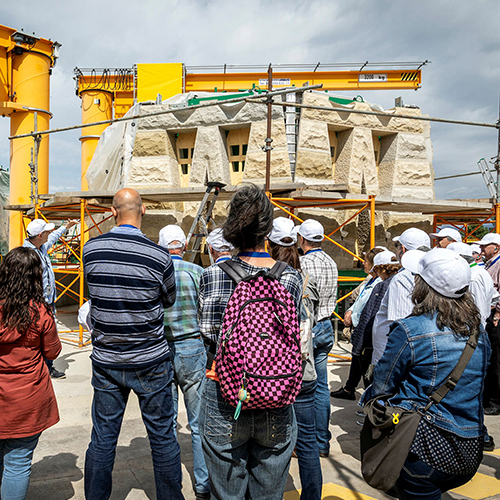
[1,0,499,199]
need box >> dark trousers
[484,312,500,408]
[345,349,373,393]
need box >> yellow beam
[185,69,421,92]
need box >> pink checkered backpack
[215,260,302,418]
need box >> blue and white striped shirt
[83,225,176,368]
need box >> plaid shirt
[300,249,338,321]
[164,256,203,341]
[198,257,303,343]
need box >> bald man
[83,188,183,499]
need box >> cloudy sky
[1,0,499,199]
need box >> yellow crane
[0,24,59,248]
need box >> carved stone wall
[103,92,435,267]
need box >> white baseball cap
[370,250,397,271]
[297,219,324,242]
[470,244,481,255]
[393,227,430,251]
[447,242,474,258]
[401,248,471,298]
[268,217,297,247]
[26,219,55,237]
[158,225,187,249]
[429,227,462,243]
[206,228,234,252]
[476,233,500,246]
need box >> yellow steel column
[369,195,376,248]
[80,90,113,190]
[496,204,500,234]
[9,50,52,248]
[78,198,86,347]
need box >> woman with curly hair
[0,247,61,500]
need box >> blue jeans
[0,433,40,500]
[200,377,297,500]
[393,454,475,499]
[312,319,334,454]
[168,337,210,495]
[293,379,322,500]
[84,360,184,500]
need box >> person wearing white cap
[297,218,338,458]
[331,248,388,401]
[371,228,430,366]
[158,224,210,499]
[470,244,485,266]
[429,227,462,248]
[268,216,323,500]
[477,233,500,294]
[448,242,500,419]
[206,227,234,264]
[447,242,498,326]
[23,218,77,379]
[361,248,490,498]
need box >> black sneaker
[330,387,355,400]
[484,437,495,452]
[484,406,500,416]
[195,492,211,500]
[50,368,66,379]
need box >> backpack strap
[218,260,249,284]
[267,261,288,280]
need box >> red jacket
[0,302,61,438]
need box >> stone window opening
[175,132,196,187]
[373,135,381,173]
[328,129,338,178]
[226,128,250,184]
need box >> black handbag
[360,329,480,492]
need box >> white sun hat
[447,242,474,257]
[268,217,297,247]
[401,248,471,298]
[429,227,462,243]
[158,225,187,249]
[476,233,500,246]
[206,228,234,252]
[370,250,397,271]
[297,219,324,242]
[393,227,430,251]
[26,219,55,237]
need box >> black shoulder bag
[360,328,480,492]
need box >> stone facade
[89,91,435,268]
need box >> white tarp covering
[85,103,141,192]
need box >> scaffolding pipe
[246,99,500,130]
[9,84,323,140]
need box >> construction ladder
[185,181,226,264]
[478,158,497,201]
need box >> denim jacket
[361,313,490,438]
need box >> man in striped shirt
[83,188,183,500]
[159,225,210,500]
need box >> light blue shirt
[23,226,67,306]
[349,276,381,328]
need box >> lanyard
[119,224,139,229]
[216,256,231,263]
[171,255,183,260]
[486,254,500,270]
[237,251,271,258]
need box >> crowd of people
[0,184,498,500]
